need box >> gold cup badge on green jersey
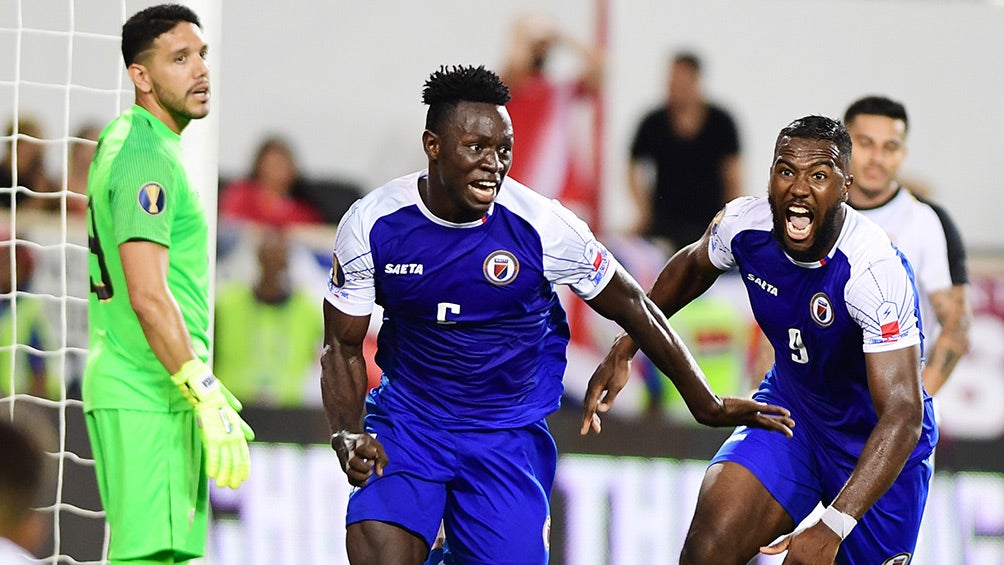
[137,182,166,215]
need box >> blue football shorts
[711,416,933,564]
[346,405,557,565]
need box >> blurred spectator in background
[843,95,970,395]
[500,10,603,224]
[627,51,742,252]
[0,409,54,563]
[644,296,750,420]
[65,124,101,216]
[214,227,322,406]
[499,11,605,367]
[1,117,55,210]
[219,136,324,226]
[0,234,57,399]
[617,53,744,415]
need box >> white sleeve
[846,254,922,353]
[708,197,757,271]
[914,216,954,294]
[540,199,618,301]
[324,201,376,316]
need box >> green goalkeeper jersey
[84,105,210,413]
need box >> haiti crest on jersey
[137,182,165,215]
[809,291,834,327]
[483,250,519,286]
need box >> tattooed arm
[922,284,971,395]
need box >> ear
[842,174,854,202]
[127,63,153,94]
[422,130,439,161]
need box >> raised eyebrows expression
[774,156,838,180]
[773,139,845,181]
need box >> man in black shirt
[627,52,742,251]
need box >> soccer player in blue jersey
[320,65,795,565]
[583,115,936,564]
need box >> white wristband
[820,505,857,540]
[331,431,365,472]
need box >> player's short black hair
[843,95,909,133]
[776,115,853,170]
[422,65,511,133]
[122,3,202,67]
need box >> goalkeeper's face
[145,22,211,123]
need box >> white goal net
[1,1,218,562]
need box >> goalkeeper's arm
[120,241,255,489]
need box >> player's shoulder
[93,110,144,165]
[496,176,554,211]
[906,189,962,235]
[96,110,178,191]
[343,171,422,224]
[837,206,900,265]
[495,177,586,233]
[720,196,772,232]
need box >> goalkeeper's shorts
[347,405,556,564]
[85,408,208,561]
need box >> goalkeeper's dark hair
[122,3,202,67]
[422,65,511,134]
[843,95,909,133]
[775,115,852,170]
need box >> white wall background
[2,0,1003,251]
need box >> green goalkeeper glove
[171,359,255,489]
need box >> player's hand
[580,336,634,436]
[760,519,840,564]
[712,397,795,437]
[171,359,255,489]
[331,430,388,488]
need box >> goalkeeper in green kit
[83,5,253,563]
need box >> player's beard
[154,82,209,122]
[769,194,844,263]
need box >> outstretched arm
[581,231,793,436]
[320,300,386,487]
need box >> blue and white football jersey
[325,171,617,429]
[709,197,937,462]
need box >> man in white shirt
[843,95,971,395]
